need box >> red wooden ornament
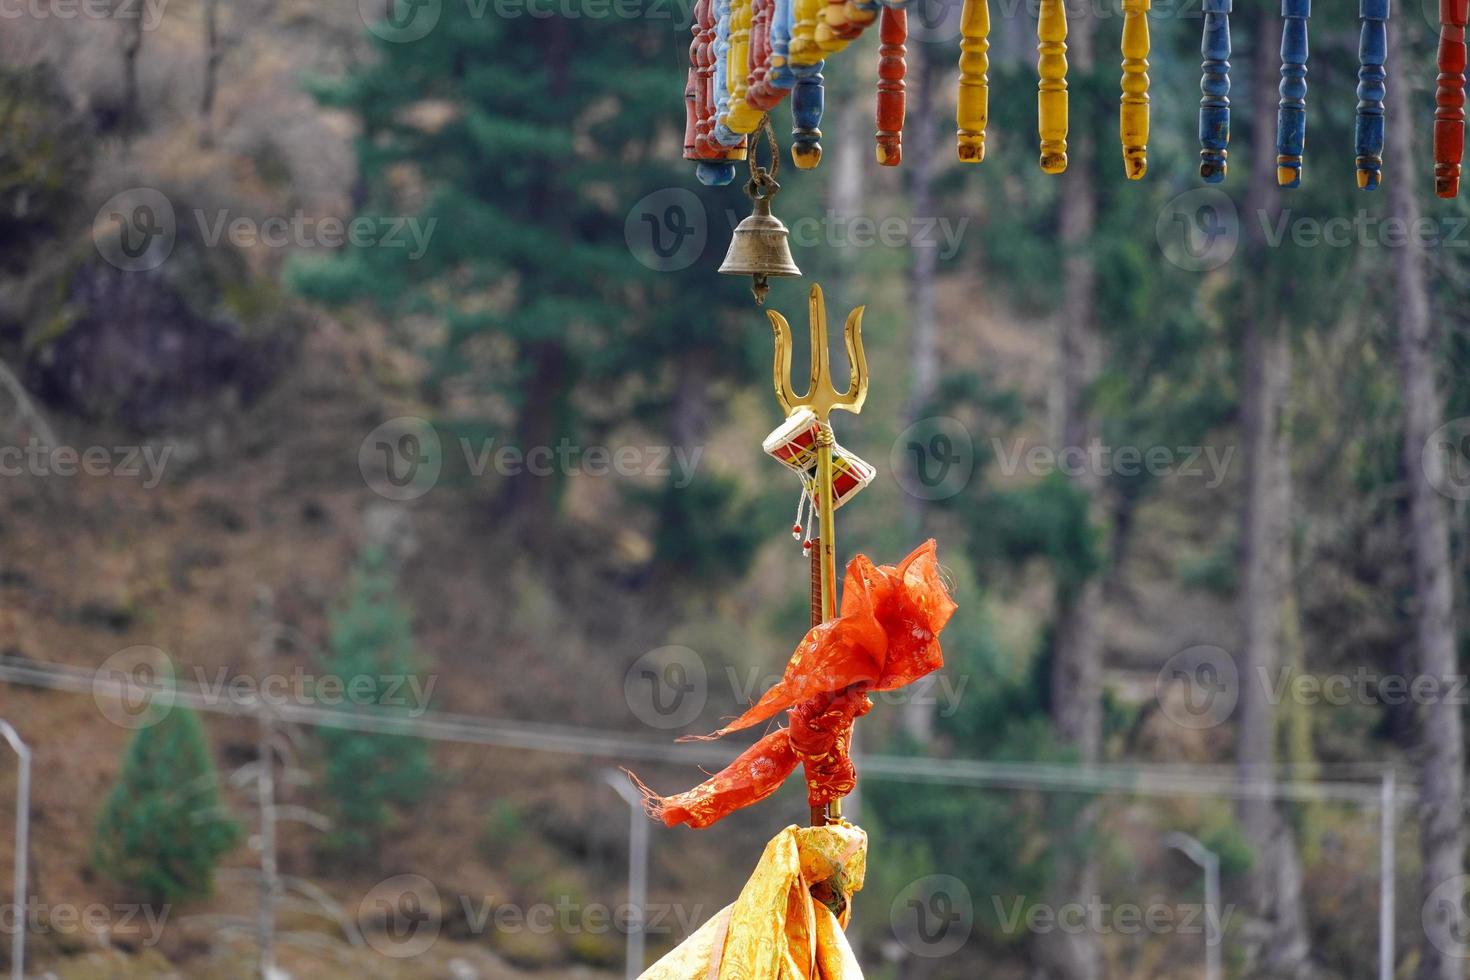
[1436,0,1469,197]
[876,6,907,166]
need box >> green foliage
[318,547,433,861]
[968,473,1103,601]
[479,799,525,865]
[92,707,239,903]
[633,473,769,585]
[290,4,762,559]
[0,63,94,275]
[866,595,1094,945]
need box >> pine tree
[318,547,432,860]
[289,5,763,552]
[92,707,239,903]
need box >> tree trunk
[900,37,940,744]
[200,0,221,148]
[1049,0,1101,776]
[1036,8,1101,979]
[670,347,713,455]
[1387,36,1466,980]
[120,11,144,137]
[499,341,569,529]
[1234,6,1311,976]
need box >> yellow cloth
[640,823,867,980]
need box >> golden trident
[768,283,868,624]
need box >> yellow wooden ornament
[1036,0,1068,174]
[1120,0,1151,179]
[788,0,823,65]
[956,0,990,162]
[724,0,756,132]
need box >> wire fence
[0,655,1416,979]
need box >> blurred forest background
[2,0,1470,977]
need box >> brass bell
[720,174,801,305]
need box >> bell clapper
[719,116,802,304]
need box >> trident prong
[768,284,867,422]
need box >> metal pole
[1379,768,1395,980]
[253,587,279,980]
[1166,832,1219,980]
[0,722,30,980]
[602,770,649,980]
[257,708,277,980]
[1204,848,1220,980]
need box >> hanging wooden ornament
[769,0,797,90]
[1276,0,1310,187]
[724,0,773,133]
[956,0,990,162]
[875,6,907,166]
[745,0,796,111]
[1436,0,1467,197]
[1037,0,1069,173]
[788,0,826,167]
[1198,0,1231,182]
[815,0,864,55]
[1120,0,1151,179]
[843,0,879,35]
[691,0,742,186]
[716,0,756,145]
[1355,0,1388,190]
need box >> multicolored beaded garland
[679,0,1470,195]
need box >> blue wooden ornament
[696,162,740,184]
[1198,0,1231,182]
[791,60,825,168]
[1276,0,1309,187]
[714,0,742,147]
[1355,0,1388,189]
[770,0,796,90]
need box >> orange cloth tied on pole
[630,540,955,829]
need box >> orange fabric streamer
[630,540,955,829]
